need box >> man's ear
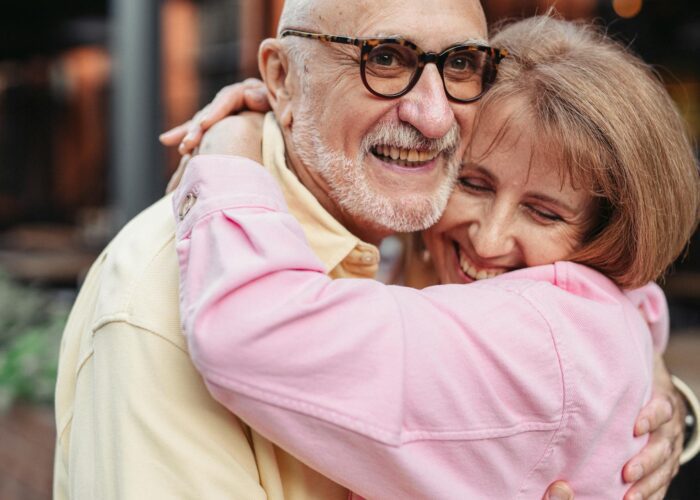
[259,39,295,129]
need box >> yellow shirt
[53,113,380,499]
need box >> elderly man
[55,0,687,498]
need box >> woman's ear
[259,39,294,129]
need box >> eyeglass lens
[364,43,491,100]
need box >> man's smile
[371,145,440,168]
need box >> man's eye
[448,57,470,70]
[368,45,413,69]
[445,51,478,73]
[374,54,395,66]
[370,52,399,67]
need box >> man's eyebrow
[369,34,489,47]
[370,32,405,39]
[462,37,489,46]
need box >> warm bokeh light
[613,0,643,18]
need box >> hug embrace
[56,1,700,499]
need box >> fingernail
[637,418,649,435]
[629,493,642,500]
[196,114,208,126]
[548,485,570,500]
[628,463,643,482]
[178,142,187,155]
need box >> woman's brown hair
[470,15,700,288]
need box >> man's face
[286,0,487,234]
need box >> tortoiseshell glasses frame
[281,29,508,103]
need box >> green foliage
[0,272,69,412]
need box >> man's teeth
[458,249,504,281]
[375,145,438,163]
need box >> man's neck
[285,152,390,247]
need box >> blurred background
[0,0,698,498]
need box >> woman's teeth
[458,249,505,281]
[374,145,439,165]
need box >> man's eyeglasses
[281,29,508,103]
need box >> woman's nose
[469,214,516,261]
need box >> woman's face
[423,102,596,285]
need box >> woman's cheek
[521,224,580,266]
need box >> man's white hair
[277,0,320,34]
[276,0,323,72]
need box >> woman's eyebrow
[464,162,578,213]
[461,162,497,181]
[526,192,576,213]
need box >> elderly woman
[170,16,699,499]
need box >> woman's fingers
[178,121,205,155]
[199,78,267,130]
[242,85,270,112]
[161,78,268,153]
[159,122,191,146]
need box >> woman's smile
[423,98,595,285]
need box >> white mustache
[361,121,461,156]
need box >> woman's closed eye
[524,204,564,223]
[459,177,492,193]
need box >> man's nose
[469,212,516,261]
[397,65,455,139]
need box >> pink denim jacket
[174,156,668,499]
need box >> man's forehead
[307,0,488,47]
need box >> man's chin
[342,188,448,234]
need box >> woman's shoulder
[488,261,625,304]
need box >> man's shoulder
[89,194,183,343]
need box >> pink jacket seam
[201,368,562,445]
[516,282,575,497]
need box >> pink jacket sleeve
[623,285,669,352]
[173,156,651,499]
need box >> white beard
[290,103,461,233]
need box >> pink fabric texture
[174,155,669,499]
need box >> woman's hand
[160,78,270,155]
[622,354,684,500]
[166,112,264,193]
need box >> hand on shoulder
[198,112,264,163]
